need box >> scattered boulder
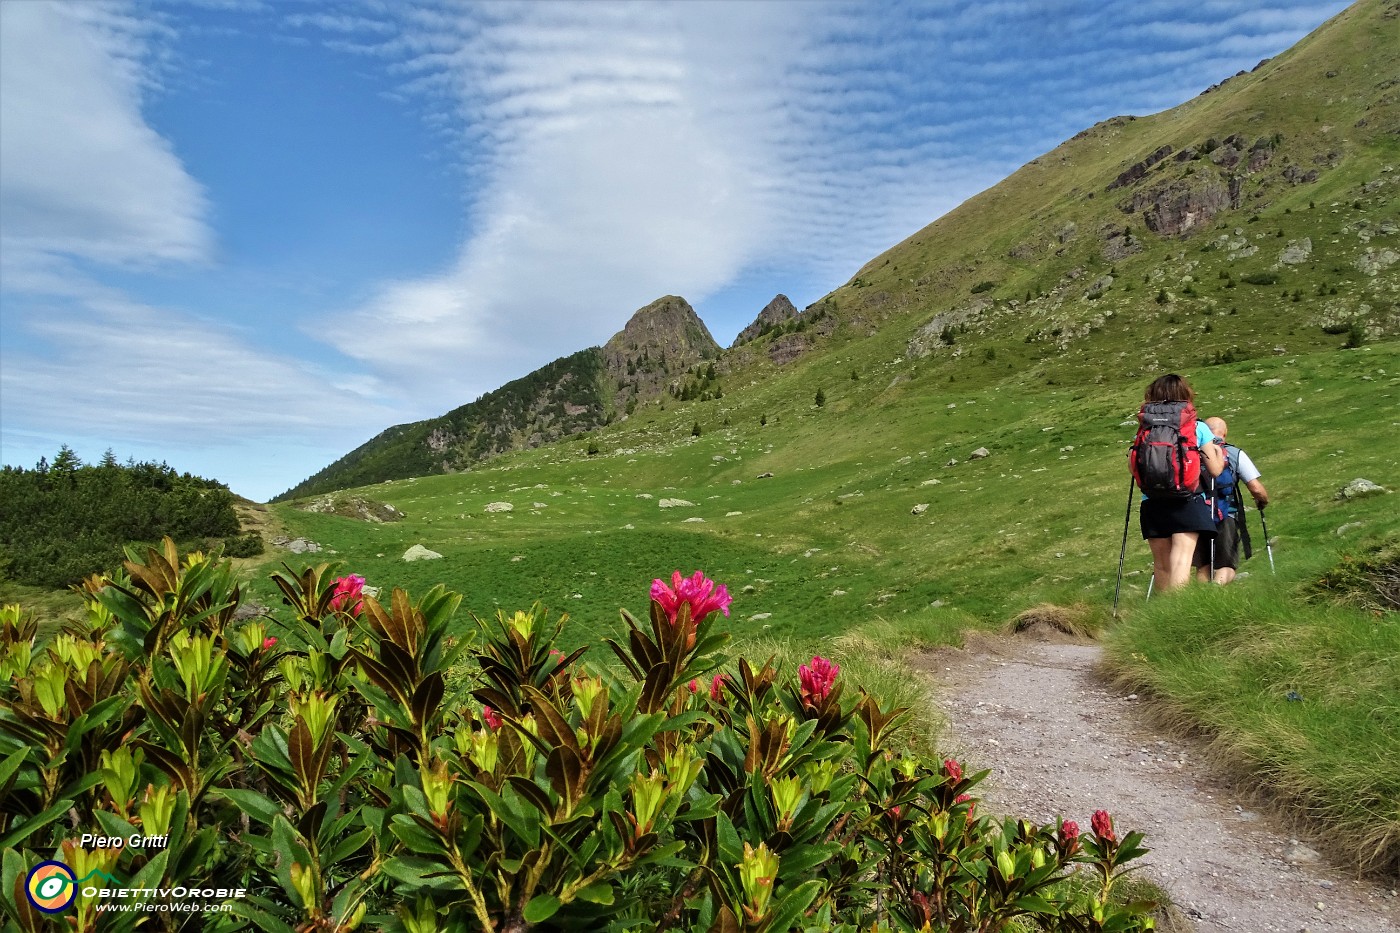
[969,447,991,460]
[1284,842,1322,865]
[1335,478,1388,500]
[659,498,695,508]
[1261,378,1283,387]
[945,459,959,468]
[1277,238,1312,265]
[1356,248,1398,276]
[281,537,322,554]
[402,545,443,561]
[920,478,942,486]
[683,517,706,523]
[756,472,774,479]
[484,502,513,513]
[233,598,269,622]
[750,613,772,621]
[1335,522,1365,536]
[911,503,930,515]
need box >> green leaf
[381,856,463,891]
[0,795,74,849]
[763,879,822,933]
[575,882,615,905]
[0,745,30,794]
[523,893,562,923]
[214,788,283,825]
[774,842,838,878]
[716,811,742,863]
[225,900,299,933]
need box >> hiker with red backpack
[1121,373,1224,595]
[1193,416,1270,585]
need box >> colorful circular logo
[25,861,77,914]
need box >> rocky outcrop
[603,295,721,404]
[297,494,404,523]
[1129,179,1233,237]
[1107,145,1174,191]
[731,295,799,348]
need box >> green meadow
[269,341,1398,649]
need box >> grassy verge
[1102,531,1400,875]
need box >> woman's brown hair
[1144,373,1193,403]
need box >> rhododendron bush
[0,539,1155,932]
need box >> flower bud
[138,783,175,837]
[1091,809,1116,844]
[739,842,780,921]
[630,770,667,839]
[289,861,319,911]
[770,776,804,830]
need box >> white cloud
[0,294,399,447]
[0,1,211,269]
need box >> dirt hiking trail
[918,634,1398,932]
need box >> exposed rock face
[603,295,721,404]
[731,295,799,348]
[768,332,812,365]
[1130,179,1233,237]
[1107,145,1174,191]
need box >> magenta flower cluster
[330,574,366,617]
[650,571,732,625]
[799,656,839,707]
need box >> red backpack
[1129,400,1201,498]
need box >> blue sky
[0,0,1349,501]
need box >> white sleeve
[1236,449,1261,483]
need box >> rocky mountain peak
[602,295,721,406]
[731,294,799,348]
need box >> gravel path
[919,635,1399,932]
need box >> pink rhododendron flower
[1091,809,1116,843]
[688,679,699,694]
[261,636,278,650]
[943,758,963,782]
[798,656,839,707]
[710,673,727,702]
[330,574,366,616]
[955,793,976,824]
[650,571,732,625]
[1060,820,1080,855]
[482,706,503,730]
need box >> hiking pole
[1113,476,1136,617]
[1258,504,1276,574]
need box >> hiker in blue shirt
[1194,417,1270,585]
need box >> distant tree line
[0,446,256,588]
